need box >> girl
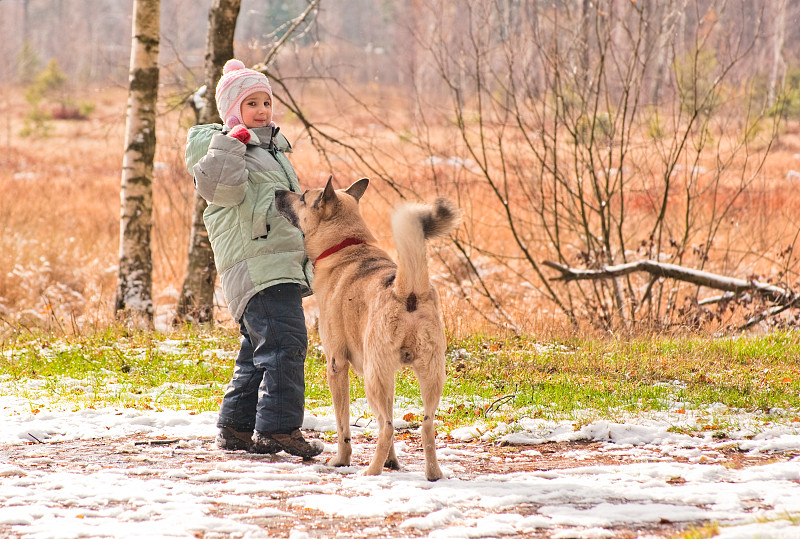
[185,59,322,459]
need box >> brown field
[2,83,800,338]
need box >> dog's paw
[425,464,444,482]
[326,455,351,467]
[358,467,383,477]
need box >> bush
[21,59,93,136]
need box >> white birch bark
[115,0,159,326]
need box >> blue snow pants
[217,284,308,434]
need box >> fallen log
[542,259,798,307]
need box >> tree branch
[253,0,320,71]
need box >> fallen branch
[697,292,735,306]
[542,259,799,307]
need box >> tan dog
[275,177,460,481]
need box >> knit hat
[215,59,273,128]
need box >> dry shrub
[2,84,800,338]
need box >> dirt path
[3,431,796,538]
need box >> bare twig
[134,439,181,446]
[253,0,321,71]
[26,433,44,444]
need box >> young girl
[184,59,322,458]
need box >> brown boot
[257,429,324,458]
[250,431,281,454]
[216,426,253,451]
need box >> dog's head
[275,176,369,238]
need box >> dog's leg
[326,355,352,467]
[414,359,445,481]
[361,363,397,476]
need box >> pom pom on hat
[223,59,246,74]
[215,59,273,128]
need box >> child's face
[240,91,272,128]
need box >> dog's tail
[391,198,461,301]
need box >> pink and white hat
[215,59,273,128]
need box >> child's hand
[227,125,251,144]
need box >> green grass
[0,326,239,412]
[453,333,800,408]
[1,326,799,432]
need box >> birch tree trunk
[175,0,241,325]
[115,0,159,326]
[768,0,787,108]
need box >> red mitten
[227,125,251,144]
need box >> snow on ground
[1,395,800,538]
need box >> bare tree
[175,0,241,325]
[115,0,160,326]
[369,0,782,332]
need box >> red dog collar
[313,238,366,268]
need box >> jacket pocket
[251,189,274,240]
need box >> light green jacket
[185,124,312,321]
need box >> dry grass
[2,83,800,338]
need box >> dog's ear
[322,175,337,205]
[345,178,369,202]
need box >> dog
[275,177,460,481]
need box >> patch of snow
[0,396,799,538]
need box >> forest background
[2,0,800,338]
